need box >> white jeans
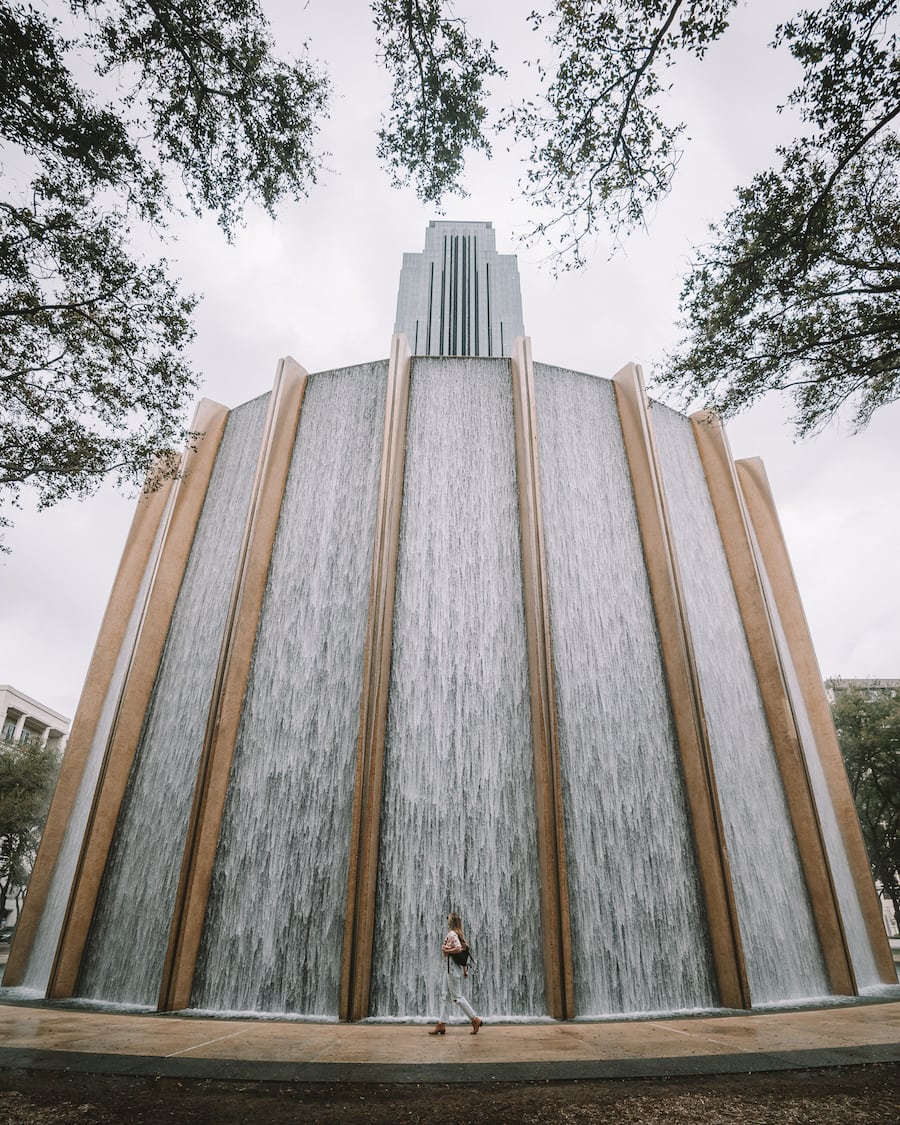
[439,961,477,1022]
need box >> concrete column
[612,363,749,1010]
[509,337,575,1020]
[158,358,308,1012]
[340,335,411,1021]
[0,689,10,736]
[12,714,26,741]
[46,399,230,1000]
[691,411,856,996]
[3,475,176,987]
[736,456,897,985]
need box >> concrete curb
[1,1042,899,1084]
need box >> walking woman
[428,911,483,1035]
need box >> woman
[428,911,483,1035]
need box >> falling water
[651,404,829,1004]
[20,500,172,992]
[191,363,387,1016]
[752,533,881,988]
[76,395,270,1005]
[369,357,546,1021]
[533,365,717,1016]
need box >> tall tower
[394,220,525,356]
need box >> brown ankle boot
[470,1017,483,1035]
[428,1022,446,1035]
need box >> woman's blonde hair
[448,911,465,939]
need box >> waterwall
[5,341,894,1018]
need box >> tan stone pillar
[340,335,411,1021]
[46,399,230,999]
[3,477,175,987]
[158,359,308,1011]
[736,456,897,984]
[691,411,856,995]
[509,337,575,1020]
[612,364,749,1010]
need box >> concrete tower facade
[394,220,525,356]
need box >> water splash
[21,505,170,991]
[76,396,270,1005]
[534,365,717,1016]
[191,364,387,1016]
[651,403,828,1004]
[753,532,880,988]
[369,357,546,1020]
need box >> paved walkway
[1,996,899,1082]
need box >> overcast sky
[2,0,898,721]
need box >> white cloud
[3,0,896,718]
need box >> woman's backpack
[450,937,470,967]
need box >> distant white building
[1,686,69,932]
[825,677,900,703]
[0,684,69,752]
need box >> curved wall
[534,368,717,1016]
[6,343,893,1018]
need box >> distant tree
[503,0,736,265]
[661,3,900,434]
[374,1,900,435]
[372,0,504,203]
[0,735,60,919]
[5,0,899,534]
[0,0,329,537]
[830,683,900,930]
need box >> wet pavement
[1,993,899,1082]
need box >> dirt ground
[1,1063,898,1124]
